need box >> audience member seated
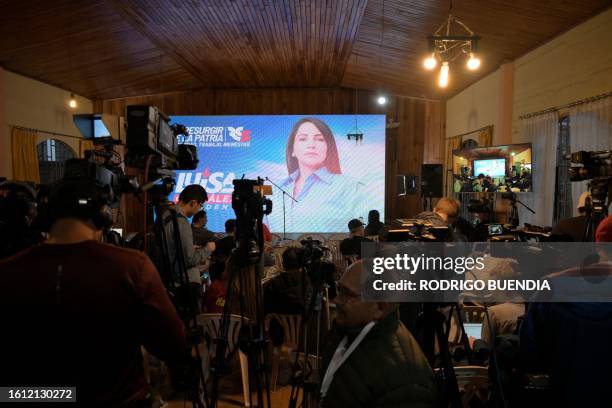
[0,180,186,407]
[551,191,590,242]
[202,259,228,313]
[264,247,309,346]
[320,260,438,407]
[191,210,217,246]
[213,219,237,260]
[364,209,385,236]
[414,197,461,228]
[340,219,373,259]
[520,215,612,407]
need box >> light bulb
[377,96,387,105]
[467,53,481,70]
[438,62,449,88]
[423,53,437,70]
[69,94,77,109]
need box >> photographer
[0,179,186,407]
[158,184,215,313]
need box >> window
[554,116,572,224]
[37,139,75,185]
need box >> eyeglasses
[334,282,361,303]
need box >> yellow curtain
[79,139,94,158]
[11,127,40,183]
[478,125,494,147]
[444,136,462,196]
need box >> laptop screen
[464,323,483,339]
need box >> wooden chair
[265,313,302,391]
[196,313,251,407]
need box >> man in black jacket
[320,260,438,407]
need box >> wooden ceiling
[0,0,609,101]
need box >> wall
[446,7,612,146]
[512,7,612,142]
[446,69,501,143]
[1,69,93,179]
[96,87,445,225]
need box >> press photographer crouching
[0,174,186,407]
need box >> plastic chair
[196,313,250,407]
[454,365,490,407]
[328,233,348,241]
[265,313,302,391]
[296,233,327,243]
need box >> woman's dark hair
[285,118,341,175]
[368,210,380,223]
[192,210,206,224]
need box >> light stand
[265,177,298,239]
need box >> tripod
[505,192,535,227]
[288,262,327,408]
[265,177,298,240]
[209,178,273,408]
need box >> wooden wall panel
[95,87,444,227]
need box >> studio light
[377,96,387,105]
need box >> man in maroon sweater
[0,182,186,407]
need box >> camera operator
[0,179,186,407]
[0,181,44,259]
[551,191,590,242]
[158,184,215,313]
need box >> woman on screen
[267,118,365,233]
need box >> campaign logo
[228,127,252,143]
[225,126,252,147]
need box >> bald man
[320,260,438,408]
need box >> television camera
[568,150,612,241]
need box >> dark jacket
[339,236,373,258]
[0,241,186,407]
[521,262,612,407]
[321,311,438,408]
[364,220,385,237]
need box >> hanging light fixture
[376,0,387,106]
[423,0,481,88]
[69,93,77,109]
[66,1,77,109]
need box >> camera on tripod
[296,239,336,284]
[568,150,612,181]
[125,105,198,172]
[568,150,612,216]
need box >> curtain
[445,136,462,196]
[79,139,94,158]
[519,113,558,227]
[11,127,40,183]
[569,97,612,216]
[478,125,494,147]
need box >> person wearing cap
[551,191,591,242]
[339,218,373,259]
